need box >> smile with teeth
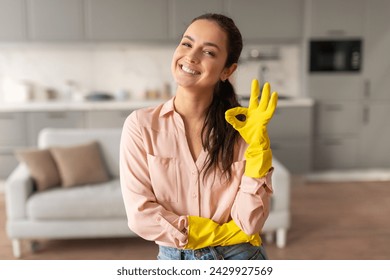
[180,64,200,75]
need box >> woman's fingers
[225,107,248,130]
[259,82,271,112]
[249,79,260,111]
[265,92,278,118]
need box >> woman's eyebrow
[183,35,221,50]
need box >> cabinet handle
[362,106,369,125]
[364,79,371,99]
[326,29,346,36]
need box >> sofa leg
[12,239,22,258]
[276,228,287,248]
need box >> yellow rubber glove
[185,216,261,250]
[225,80,278,178]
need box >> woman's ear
[220,63,238,81]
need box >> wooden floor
[1,176,390,260]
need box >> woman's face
[171,19,233,92]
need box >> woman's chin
[174,77,198,89]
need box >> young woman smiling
[120,13,278,260]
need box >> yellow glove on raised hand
[185,216,261,250]
[225,80,278,178]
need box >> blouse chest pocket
[147,154,178,203]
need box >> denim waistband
[157,243,268,260]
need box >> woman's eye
[181,42,191,48]
[204,50,215,57]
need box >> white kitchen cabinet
[268,106,312,139]
[309,0,366,38]
[27,111,85,146]
[308,1,390,170]
[268,105,313,173]
[315,101,361,136]
[85,110,131,128]
[357,103,390,168]
[0,112,27,147]
[85,0,169,41]
[313,136,359,170]
[0,112,28,179]
[1,0,308,43]
[363,0,390,101]
[272,139,312,174]
[311,101,362,170]
[308,74,363,170]
[0,0,27,41]
[0,149,20,179]
[355,0,390,168]
[170,0,224,40]
[225,0,304,41]
[309,99,362,170]
[308,74,364,101]
[27,0,84,41]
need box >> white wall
[0,44,175,102]
[0,43,301,102]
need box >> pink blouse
[120,98,273,248]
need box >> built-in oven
[309,39,362,72]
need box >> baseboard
[305,169,390,182]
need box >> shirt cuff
[239,167,274,195]
[155,214,188,246]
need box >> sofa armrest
[271,158,291,212]
[5,163,35,220]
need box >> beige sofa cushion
[50,141,110,188]
[15,148,61,191]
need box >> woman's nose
[185,49,199,63]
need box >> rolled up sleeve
[230,168,274,235]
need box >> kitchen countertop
[239,97,314,108]
[0,97,314,112]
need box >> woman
[120,13,278,260]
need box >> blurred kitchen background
[1,0,390,260]
[2,0,390,179]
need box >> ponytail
[201,79,241,181]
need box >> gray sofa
[5,128,290,258]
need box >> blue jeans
[157,243,268,260]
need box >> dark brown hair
[191,13,243,181]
